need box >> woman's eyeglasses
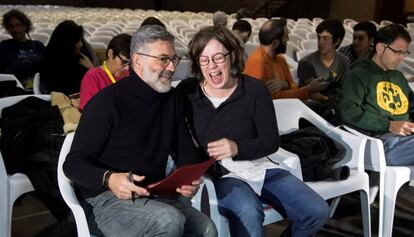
[116,54,130,67]
[136,52,181,67]
[198,52,231,66]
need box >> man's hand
[389,121,414,136]
[309,92,329,102]
[176,177,203,198]
[207,138,238,160]
[306,77,330,93]
[108,172,149,199]
[264,79,289,94]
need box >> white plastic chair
[57,132,95,237]
[343,126,414,237]
[274,99,371,237]
[340,37,353,48]
[194,99,371,237]
[30,32,50,45]
[0,74,24,89]
[285,41,301,62]
[0,94,50,237]
[300,39,317,50]
[32,73,48,95]
[193,148,303,237]
[296,49,314,61]
[244,42,258,57]
[87,36,111,47]
[92,30,116,37]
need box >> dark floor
[11,183,414,237]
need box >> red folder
[146,158,215,197]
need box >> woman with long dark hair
[40,20,93,95]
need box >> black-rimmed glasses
[198,52,231,66]
[136,52,181,67]
[116,54,130,67]
[383,44,411,57]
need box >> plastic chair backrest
[0,74,24,89]
[57,133,92,237]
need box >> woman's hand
[176,177,203,198]
[79,53,94,69]
[207,138,238,160]
[108,172,149,199]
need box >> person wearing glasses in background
[336,24,414,166]
[176,26,329,237]
[79,33,131,110]
[63,25,217,236]
[0,9,45,87]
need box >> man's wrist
[102,170,113,190]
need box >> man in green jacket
[336,24,414,166]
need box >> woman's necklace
[201,77,239,98]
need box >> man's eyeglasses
[198,52,231,66]
[136,52,181,67]
[383,44,411,57]
[116,54,130,67]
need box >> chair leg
[0,181,11,237]
[369,171,379,204]
[381,171,407,237]
[360,190,371,237]
[328,197,341,218]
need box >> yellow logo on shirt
[377,82,408,115]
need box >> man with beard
[63,25,217,237]
[244,19,328,99]
[297,19,350,103]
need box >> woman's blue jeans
[214,168,330,237]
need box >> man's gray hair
[130,25,174,57]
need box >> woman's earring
[230,67,238,76]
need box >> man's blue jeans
[378,132,414,166]
[215,168,330,237]
[81,191,217,237]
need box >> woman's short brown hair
[188,26,244,80]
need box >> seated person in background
[336,24,414,166]
[235,7,252,20]
[213,11,227,28]
[232,19,252,61]
[244,19,328,100]
[79,33,131,110]
[297,19,350,103]
[0,9,44,86]
[40,20,94,95]
[177,26,329,237]
[63,25,217,236]
[140,16,166,28]
[338,21,377,64]
[232,19,252,44]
